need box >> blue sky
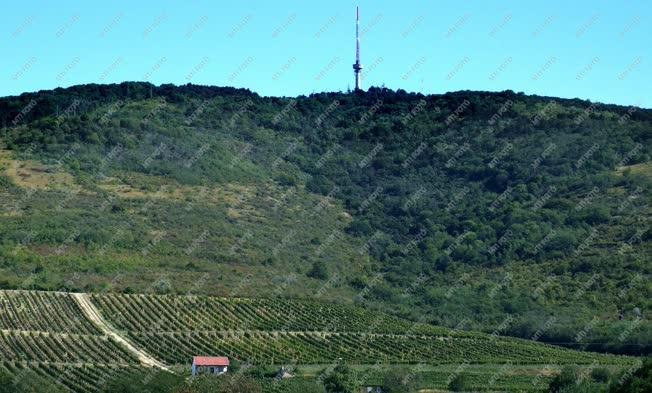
[2,0,650,107]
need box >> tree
[549,366,579,393]
[323,365,356,393]
[382,367,421,393]
[307,261,329,280]
[610,359,652,393]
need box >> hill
[0,82,650,356]
[0,290,638,392]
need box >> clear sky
[2,0,650,107]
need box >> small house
[191,356,230,376]
[276,366,294,379]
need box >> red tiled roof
[193,356,230,366]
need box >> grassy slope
[0,147,364,300]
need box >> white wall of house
[191,364,228,376]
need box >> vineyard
[88,294,456,336]
[90,293,633,367]
[0,290,141,392]
[0,290,639,392]
[0,361,142,393]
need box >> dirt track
[71,292,170,371]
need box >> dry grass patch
[97,172,260,210]
[616,161,652,181]
[0,150,79,191]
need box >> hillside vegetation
[0,82,650,355]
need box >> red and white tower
[353,7,363,90]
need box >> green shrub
[307,261,329,280]
[592,367,611,383]
[382,367,421,393]
[549,366,579,393]
[610,359,652,393]
[323,365,356,393]
[448,373,469,392]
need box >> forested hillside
[0,82,650,355]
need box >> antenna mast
[353,6,363,91]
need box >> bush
[448,373,469,392]
[549,366,579,393]
[610,359,652,393]
[592,367,611,383]
[323,365,355,393]
[119,119,136,129]
[382,367,421,393]
[275,379,326,393]
[0,175,16,191]
[275,173,298,187]
[307,261,329,280]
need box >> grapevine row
[0,291,100,335]
[123,330,623,366]
[1,360,145,393]
[0,330,138,364]
[90,293,455,336]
